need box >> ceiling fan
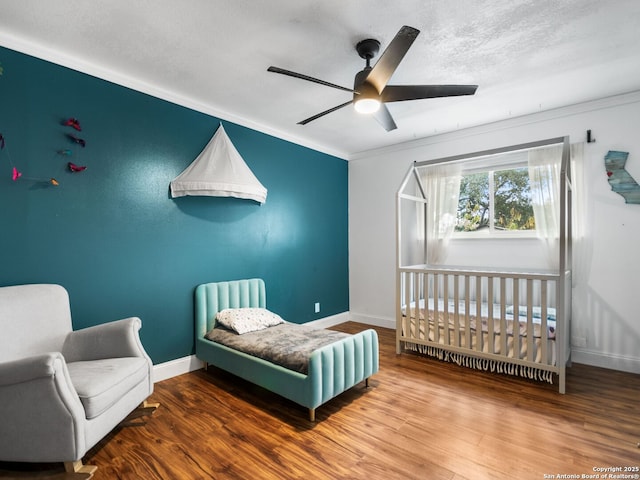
[267,25,478,131]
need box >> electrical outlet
[314,302,320,313]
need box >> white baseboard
[571,348,640,375]
[153,355,203,383]
[306,311,350,329]
[348,312,395,329]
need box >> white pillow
[215,308,284,334]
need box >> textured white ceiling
[1,0,640,158]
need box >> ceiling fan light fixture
[354,97,381,114]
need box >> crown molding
[0,33,349,161]
[349,90,640,161]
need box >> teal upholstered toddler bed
[195,279,379,421]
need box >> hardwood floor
[2,322,639,479]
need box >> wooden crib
[396,137,573,393]
[397,265,571,392]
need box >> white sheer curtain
[528,142,584,271]
[528,144,562,268]
[420,163,462,265]
[570,142,587,284]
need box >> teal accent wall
[0,47,349,364]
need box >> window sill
[451,231,538,240]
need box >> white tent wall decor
[170,123,268,204]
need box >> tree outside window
[456,167,535,233]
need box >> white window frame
[453,155,537,239]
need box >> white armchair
[0,284,156,476]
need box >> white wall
[349,91,640,373]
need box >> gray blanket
[205,323,350,374]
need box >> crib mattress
[404,298,556,337]
[402,298,556,365]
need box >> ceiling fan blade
[365,26,420,94]
[298,100,354,125]
[268,66,356,93]
[382,84,478,102]
[373,104,397,131]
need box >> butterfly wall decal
[67,134,86,147]
[11,166,58,185]
[68,162,86,173]
[63,118,82,131]
[61,118,88,178]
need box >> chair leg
[119,400,159,426]
[142,400,160,411]
[308,408,316,422]
[64,460,98,478]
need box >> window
[455,165,535,235]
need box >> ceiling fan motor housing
[356,38,380,60]
[354,69,378,95]
[355,38,382,98]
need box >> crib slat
[415,272,422,341]
[442,274,450,346]
[475,276,482,353]
[500,277,507,356]
[453,275,460,347]
[404,272,411,341]
[513,279,520,359]
[433,273,440,344]
[541,280,548,365]
[527,279,534,363]
[487,277,495,354]
[464,275,471,349]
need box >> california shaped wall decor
[604,150,640,204]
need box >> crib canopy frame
[396,136,573,393]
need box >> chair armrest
[62,317,150,362]
[0,353,87,462]
[0,352,69,386]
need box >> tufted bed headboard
[195,278,266,340]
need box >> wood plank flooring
[2,322,639,479]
